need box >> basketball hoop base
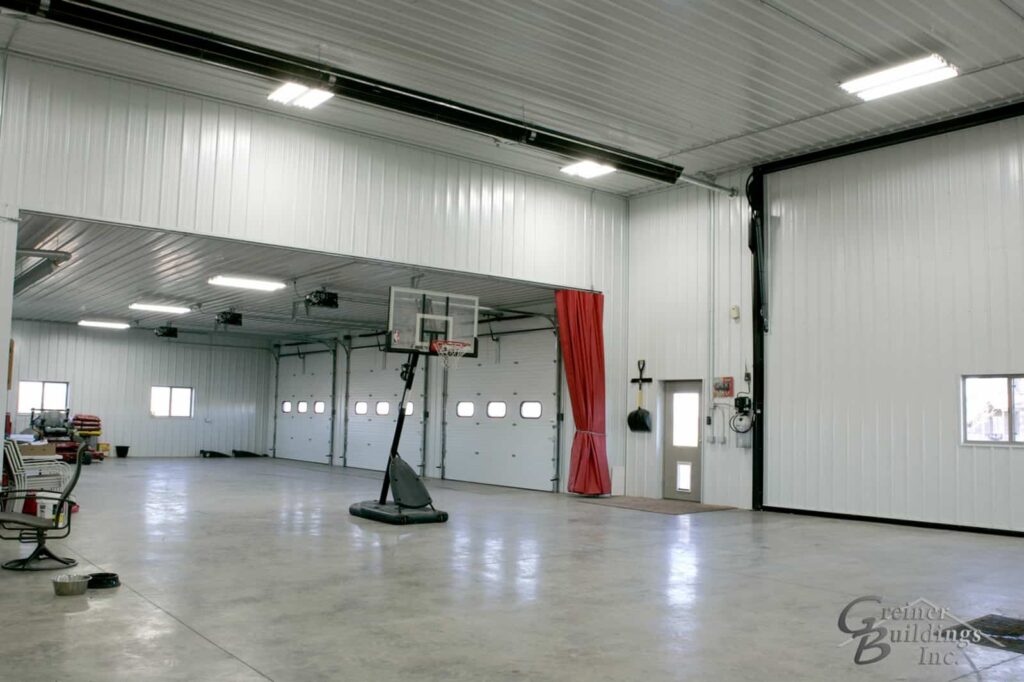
[349,501,449,525]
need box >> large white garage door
[275,351,334,464]
[345,347,426,472]
[444,329,558,491]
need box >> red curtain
[555,290,611,496]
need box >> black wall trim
[751,99,1024,526]
[3,0,684,184]
[762,506,1024,539]
[758,100,1024,175]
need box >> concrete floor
[1,458,1023,682]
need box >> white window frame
[962,374,1024,446]
[151,385,194,418]
[17,380,70,414]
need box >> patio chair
[0,443,84,571]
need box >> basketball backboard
[386,287,479,356]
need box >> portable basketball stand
[349,287,479,525]
[349,353,449,524]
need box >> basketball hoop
[430,339,471,370]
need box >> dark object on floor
[200,450,230,458]
[627,360,653,432]
[115,445,129,458]
[231,449,264,458]
[577,496,735,516]
[87,572,120,589]
[1,443,84,571]
[944,614,1024,655]
[350,353,447,525]
[81,451,93,465]
[350,500,449,524]
[52,574,90,596]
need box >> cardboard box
[19,442,58,457]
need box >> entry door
[663,380,702,501]
[444,330,558,490]
[275,352,334,464]
[345,348,425,472]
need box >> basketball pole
[378,351,420,504]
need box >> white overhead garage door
[444,329,558,491]
[275,351,334,464]
[345,347,426,472]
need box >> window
[676,462,692,492]
[313,401,326,414]
[487,401,507,418]
[519,401,542,419]
[963,375,1024,444]
[405,402,414,416]
[672,392,700,447]
[297,401,308,414]
[376,401,391,416]
[151,386,193,418]
[456,401,475,417]
[281,401,292,413]
[354,401,368,415]
[17,380,69,414]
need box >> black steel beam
[758,99,1024,175]
[5,0,684,184]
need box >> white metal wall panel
[444,330,559,491]
[345,348,425,472]
[10,320,273,457]
[0,56,628,488]
[274,351,334,464]
[626,170,754,507]
[764,116,1024,531]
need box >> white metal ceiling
[2,1,1023,194]
[13,213,558,340]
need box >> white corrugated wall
[764,116,1024,531]
[626,170,754,507]
[0,56,629,488]
[11,320,274,457]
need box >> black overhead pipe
[3,0,684,185]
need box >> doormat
[576,496,734,515]
[943,614,1024,655]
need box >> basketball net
[430,340,471,370]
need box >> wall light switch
[730,305,741,320]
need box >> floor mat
[577,496,734,515]
[944,614,1024,655]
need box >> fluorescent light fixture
[79,320,130,330]
[292,89,335,109]
[560,160,616,179]
[268,82,308,104]
[267,82,334,109]
[208,275,287,292]
[840,54,958,101]
[129,303,191,315]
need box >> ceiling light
[840,54,958,101]
[268,82,309,104]
[79,320,130,330]
[267,82,334,109]
[208,275,287,292]
[129,303,191,315]
[560,160,617,179]
[292,89,334,109]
